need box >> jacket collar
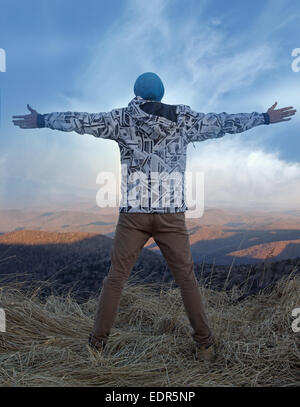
[128,95,154,111]
[127,96,178,126]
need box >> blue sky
[0,0,300,210]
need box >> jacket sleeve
[37,108,125,141]
[182,106,270,143]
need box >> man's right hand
[267,102,297,123]
[12,104,39,129]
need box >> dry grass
[0,275,299,387]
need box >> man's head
[134,72,164,102]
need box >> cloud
[66,0,173,110]
[62,0,276,115]
[187,136,300,209]
[248,0,300,39]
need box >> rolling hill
[0,229,299,303]
[0,207,300,265]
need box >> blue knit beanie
[134,72,164,102]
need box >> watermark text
[291,307,300,333]
[96,166,205,218]
[0,308,5,332]
[291,48,300,72]
[0,48,6,72]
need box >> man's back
[118,96,189,212]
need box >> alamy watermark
[0,48,5,129]
[291,307,300,333]
[96,166,204,218]
[291,48,300,72]
[0,308,5,332]
[0,48,6,72]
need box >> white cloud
[248,0,300,39]
[67,0,173,110]
[187,136,300,209]
[62,0,276,115]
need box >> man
[12,72,296,361]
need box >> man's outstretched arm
[12,104,122,141]
[183,102,297,143]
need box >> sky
[0,0,300,211]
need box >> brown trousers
[91,212,214,348]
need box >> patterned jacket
[37,96,270,213]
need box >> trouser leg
[152,212,214,347]
[90,213,152,344]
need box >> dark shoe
[88,334,107,352]
[195,344,216,362]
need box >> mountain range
[0,206,299,265]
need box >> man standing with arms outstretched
[12,72,296,361]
